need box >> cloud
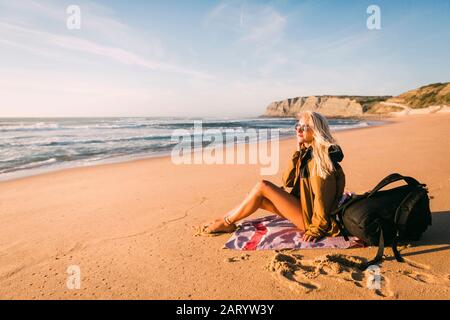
[0,22,212,79]
[0,0,63,23]
[0,0,211,78]
[240,8,286,44]
[0,38,59,58]
[204,1,287,46]
[0,0,131,41]
[204,2,229,26]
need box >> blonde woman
[203,111,345,242]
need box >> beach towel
[223,215,365,250]
[224,192,366,251]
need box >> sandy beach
[0,113,449,300]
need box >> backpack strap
[359,226,385,271]
[330,194,368,242]
[367,173,423,198]
[391,233,404,263]
[330,194,367,216]
[331,211,350,241]
[359,225,404,271]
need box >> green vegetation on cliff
[401,82,450,108]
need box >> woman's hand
[302,233,319,243]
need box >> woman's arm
[281,150,300,189]
[303,173,337,239]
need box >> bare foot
[204,218,237,234]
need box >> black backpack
[332,173,432,270]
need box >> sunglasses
[294,124,310,132]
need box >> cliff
[262,82,450,117]
[263,95,391,118]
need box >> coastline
[0,117,386,184]
[0,113,449,299]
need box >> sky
[0,0,449,118]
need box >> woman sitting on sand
[203,111,345,242]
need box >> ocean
[0,117,373,181]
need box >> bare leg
[205,180,304,233]
[259,197,284,217]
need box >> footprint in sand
[266,252,395,297]
[266,253,321,293]
[394,258,450,289]
[192,224,239,237]
[192,225,224,237]
[402,257,431,270]
[398,270,436,284]
[225,254,250,263]
[380,244,450,292]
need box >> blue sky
[0,0,449,117]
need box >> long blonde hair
[297,111,339,179]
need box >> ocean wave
[0,117,368,180]
[0,122,60,132]
[0,158,57,174]
[0,118,299,132]
[332,121,369,130]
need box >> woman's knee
[251,180,264,193]
[253,180,272,195]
